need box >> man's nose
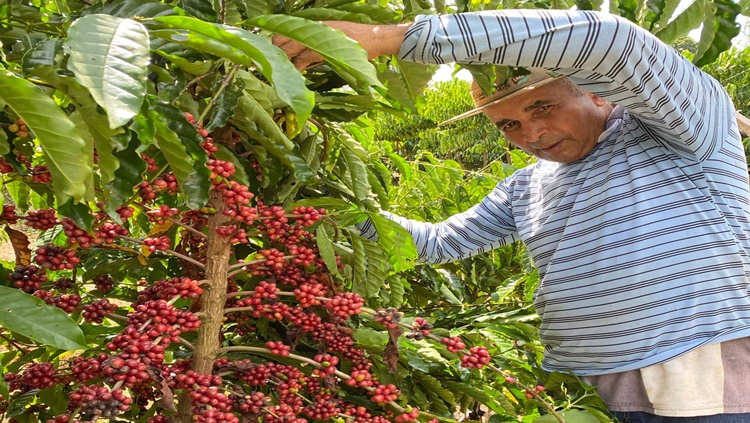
[521,120,548,143]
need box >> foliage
[368,80,516,170]
[0,1,747,423]
[700,47,750,116]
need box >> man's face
[483,79,613,163]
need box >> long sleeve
[359,177,522,264]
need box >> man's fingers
[292,50,324,71]
[272,34,324,70]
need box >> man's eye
[498,121,518,131]
[536,105,553,114]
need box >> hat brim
[438,76,559,127]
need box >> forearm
[359,187,518,265]
[341,23,412,59]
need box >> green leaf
[22,38,62,74]
[64,14,150,129]
[0,286,87,350]
[353,327,389,348]
[148,98,211,209]
[150,16,314,128]
[654,0,705,44]
[91,0,179,18]
[442,381,508,415]
[413,372,456,405]
[206,78,244,132]
[58,199,95,233]
[693,0,741,67]
[179,0,217,20]
[387,276,405,307]
[611,0,639,21]
[368,213,417,273]
[246,15,384,90]
[0,129,8,155]
[341,146,371,202]
[107,133,148,214]
[0,74,93,205]
[315,226,339,275]
[645,0,681,34]
[351,236,383,297]
[233,95,313,182]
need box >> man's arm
[274,22,411,70]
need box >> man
[276,9,750,422]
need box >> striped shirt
[359,10,750,376]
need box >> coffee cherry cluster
[523,385,546,399]
[406,317,433,340]
[324,292,365,319]
[460,346,491,369]
[148,205,179,224]
[370,384,400,404]
[304,398,341,420]
[83,299,116,323]
[207,159,236,179]
[291,206,324,227]
[95,222,130,244]
[293,282,326,307]
[127,300,201,341]
[176,370,238,423]
[23,208,58,230]
[116,205,135,220]
[312,353,339,376]
[141,154,159,172]
[8,362,59,392]
[34,244,79,270]
[394,408,420,423]
[139,277,203,302]
[8,119,29,138]
[93,275,114,293]
[153,173,179,193]
[47,293,81,313]
[346,369,374,388]
[253,248,287,269]
[234,391,268,414]
[266,341,291,356]
[61,218,101,248]
[373,307,403,329]
[53,277,75,291]
[70,355,105,383]
[215,180,253,206]
[144,236,171,252]
[441,336,466,353]
[1,205,18,224]
[137,180,157,201]
[68,385,132,420]
[7,264,47,292]
[30,165,51,183]
[102,355,151,387]
[288,245,317,267]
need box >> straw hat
[439,69,563,126]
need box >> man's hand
[273,21,412,70]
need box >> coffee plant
[0,1,747,423]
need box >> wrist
[370,24,411,58]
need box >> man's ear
[590,93,609,107]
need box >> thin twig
[119,236,205,269]
[197,64,240,124]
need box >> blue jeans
[613,412,750,423]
